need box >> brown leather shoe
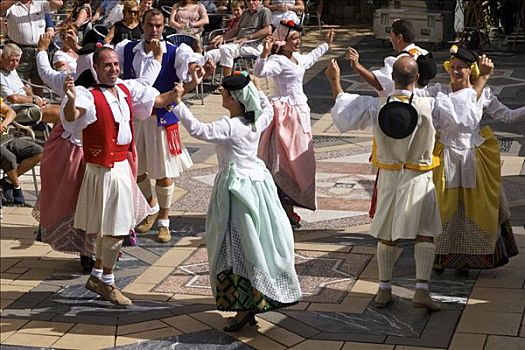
[412,289,441,312]
[85,275,100,294]
[157,226,171,243]
[135,212,159,233]
[96,282,132,307]
[373,288,393,308]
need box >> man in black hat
[325,55,442,312]
[346,19,435,96]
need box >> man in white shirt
[0,43,60,124]
[115,8,211,243]
[1,0,63,87]
[346,19,433,96]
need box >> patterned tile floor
[1,26,525,350]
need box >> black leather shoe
[80,255,95,273]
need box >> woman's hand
[173,82,185,104]
[325,29,335,47]
[345,47,360,69]
[478,54,494,77]
[64,75,76,100]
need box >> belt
[11,42,37,49]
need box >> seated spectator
[53,24,79,73]
[2,0,64,91]
[216,0,230,14]
[105,0,143,45]
[66,0,92,28]
[0,97,43,206]
[226,1,245,30]
[168,0,209,40]
[205,0,271,77]
[263,0,304,27]
[139,0,154,15]
[0,43,60,124]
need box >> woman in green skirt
[172,72,302,331]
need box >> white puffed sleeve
[371,55,396,96]
[61,86,98,134]
[122,80,160,119]
[300,42,329,70]
[481,87,525,123]
[175,43,206,83]
[433,88,481,131]
[330,92,377,132]
[174,102,232,143]
[254,91,274,131]
[253,56,283,78]
[36,51,66,97]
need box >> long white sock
[415,241,436,282]
[377,242,399,285]
[91,268,103,279]
[101,273,115,285]
[155,183,174,209]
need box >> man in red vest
[62,47,198,307]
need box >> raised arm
[253,36,283,78]
[301,29,334,70]
[325,59,376,132]
[472,54,494,100]
[346,47,384,92]
[172,83,232,143]
[482,88,525,123]
[63,76,86,122]
[36,33,66,94]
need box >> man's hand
[0,123,8,134]
[211,35,224,47]
[478,54,494,77]
[173,82,185,104]
[150,39,162,61]
[235,37,248,44]
[345,47,360,69]
[260,35,273,58]
[64,75,76,100]
[325,59,341,81]
[203,59,216,80]
[325,29,335,46]
[37,32,53,52]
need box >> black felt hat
[378,95,419,139]
[74,69,96,88]
[416,53,437,87]
[222,72,251,91]
[279,19,303,32]
[450,46,478,65]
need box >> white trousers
[205,42,263,69]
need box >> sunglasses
[127,10,139,14]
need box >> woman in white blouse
[172,72,302,332]
[254,21,334,228]
[53,24,79,74]
[416,46,524,273]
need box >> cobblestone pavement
[1,26,524,350]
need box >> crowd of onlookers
[0,1,322,207]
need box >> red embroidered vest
[82,83,135,168]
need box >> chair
[1,117,41,196]
[165,33,205,105]
[304,0,323,33]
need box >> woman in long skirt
[173,73,302,332]
[254,21,335,228]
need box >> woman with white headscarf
[254,20,334,228]
[173,72,302,332]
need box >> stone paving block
[2,332,60,348]
[0,273,20,284]
[115,326,182,347]
[256,317,305,347]
[0,318,30,342]
[457,309,522,335]
[1,284,34,300]
[394,347,446,350]
[485,335,525,350]
[448,333,486,350]
[122,247,161,265]
[6,291,54,309]
[52,323,116,350]
[467,287,525,313]
[313,332,387,343]
[289,339,344,350]
[257,311,321,339]
[161,314,210,333]
[117,320,168,336]
[0,259,21,273]
[342,343,394,350]
[475,268,525,289]
[18,320,74,337]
